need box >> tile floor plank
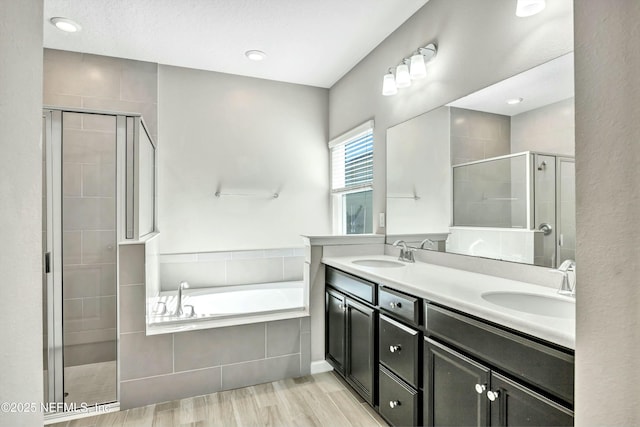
[45,371,388,427]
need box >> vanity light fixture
[395,60,412,88]
[506,97,524,105]
[245,50,266,61]
[50,17,82,33]
[409,44,437,79]
[515,0,546,17]
[381,43,437,96]
[382,69,398,96]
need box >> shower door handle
[45,252,51,274]
[538,223,553,236]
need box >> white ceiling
[448,52,574,116]
[43,0,428,88]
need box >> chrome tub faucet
[175,281,189,316]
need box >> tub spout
[175,281,189,316]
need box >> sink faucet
[555,260,576,296]
[393,240,415,263]
[419,238,435,250]
[175,281,189,316]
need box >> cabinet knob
[389,302,402,309]
[337,303,346,311]
[389,400,401,409]
[389,345,402,353]
[474,384,486,394]
[487,390,500,402]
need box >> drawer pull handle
[474,384,486,394]
[389,345,402,353]
[487,390,500,402]
[389,301,402,309]
[389,400,401,409]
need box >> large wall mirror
[386,52,574,268]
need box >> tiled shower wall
[61,112,118,366]
[159,248,305,291]
[120,244,310,409]
[44,49,158,365]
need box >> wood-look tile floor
[49,372,388,427]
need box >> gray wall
[0,1,44,426]
[44,50,159,366]
[511,97,575,155]
[157,65,331,254]
[329,0,574,235]
[119,244,310,409]
[44,49,158,140]
[574,2,640,425]
[450,107,511,165]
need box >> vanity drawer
[425,302,574,405]
[325,267,375,304]
[379,314,420,388]
[379,365,419,427]
[379,286,419,325]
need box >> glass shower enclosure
[42,107,156,416]
[452,151,575,267]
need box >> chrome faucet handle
[393,240,408,262]
[183,304,196,318]
[552,259,576,296]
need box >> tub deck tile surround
[48,372,386,427]
[119,244,311,409]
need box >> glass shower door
[43,110,118,412]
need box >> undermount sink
[481,291,575,319]
[352,259,405,268]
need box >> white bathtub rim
[145,308,309,335]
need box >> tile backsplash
[159,248,306,291]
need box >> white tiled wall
[159,248,306,291]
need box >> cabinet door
[424,338,490,427]
[326,289,346,374]
[489,372,573,427]
[346,297,376,405]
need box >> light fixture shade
[395,63,411,88]
[409,53,427,79]
[515,0,546,17]
[382,73,398,96]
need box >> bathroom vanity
[323,256,575,427]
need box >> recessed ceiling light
[50,17,82,33]
[245,50,266,61]
[506,97,524,105]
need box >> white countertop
[322,254,575,350]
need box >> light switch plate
[379,213,385,228]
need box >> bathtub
[147,281,307,333]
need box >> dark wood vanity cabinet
[424,303,574,427]
[325,268,377,405]
[324,265,575,427]
[377,286,422,427]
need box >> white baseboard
[310,360,334,374]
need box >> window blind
[330,121,374,193]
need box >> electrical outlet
[379,213,385,228]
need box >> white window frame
[329,120,374,235]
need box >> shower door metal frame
[43,109,64,405]
[42,106,143,419]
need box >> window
[329,120,374,234]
